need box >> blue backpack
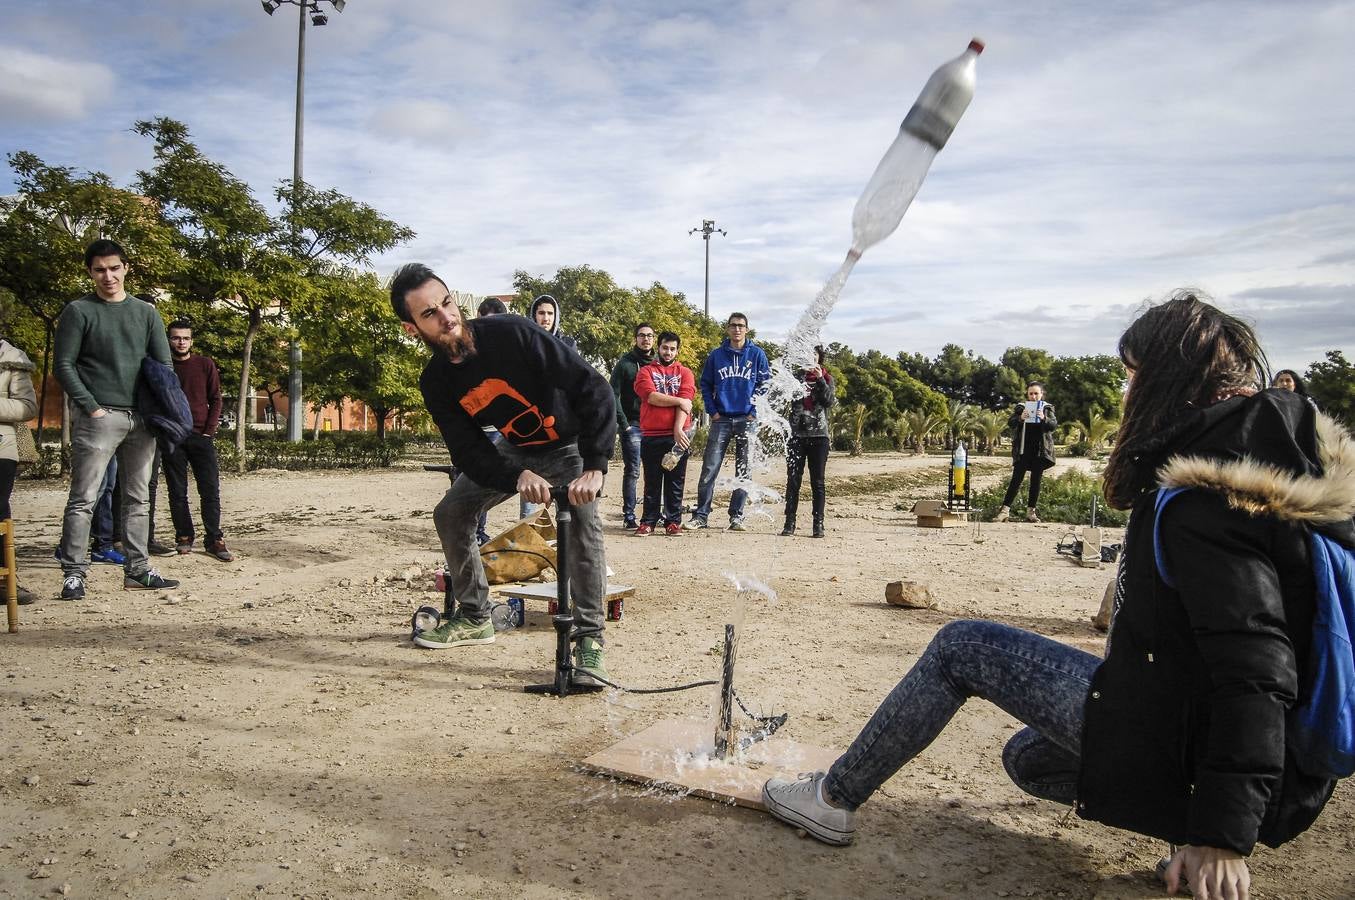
[1154,487,1355,780]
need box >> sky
[2,0,1352,371]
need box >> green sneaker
[572,637,610,688]
[413,614,495,649]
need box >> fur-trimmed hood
[1159,396,1355,527]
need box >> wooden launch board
[580,717,838,809]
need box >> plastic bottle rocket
[949,440,969,508]
[850,38,984,258]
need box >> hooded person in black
[392,265,616,687]
[529,293,577,350]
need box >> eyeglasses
[636,332,656,339]
[727,323,748,330]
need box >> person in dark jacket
[393,264,616,687]
[994,381,1057,523]
[162,320,232,561]
[780,345,835,538]
[609,323,656,530]
[762,291,1353,900]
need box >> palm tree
[848,402,868,456]
[944,399,981,450]
[975,410,1006,454]
[901,409,944,454]
[1069,409,1121,452]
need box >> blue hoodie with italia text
[699,338,770,418]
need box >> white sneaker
[994,506,1010,523]
[762,771,855,845]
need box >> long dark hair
[1103,290,1267,508]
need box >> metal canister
[548,599,558,615]
[434,568,446,593]
[606,598,624,621]
[507,597,525,627]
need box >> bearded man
[390,264,616,686]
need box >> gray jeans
[433,442,606,640]
[59,408,158,577]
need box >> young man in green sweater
[54,239,179,600]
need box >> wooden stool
[2,519,18,633]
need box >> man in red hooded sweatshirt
[632,331,696,536]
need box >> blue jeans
[825,620,1100,809]
[59,408,158,577]
[93,457,118,549]
[693,415,752,522]
[620,424,642,523]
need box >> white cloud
[0,47,113,122]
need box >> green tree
[1306,350,1355,426]
[1067,408,1120,452]
[1045,354,1126,427]
[0,150,179,438]
[133,117,308,470]
[944,398,981,450]
[1001,347,1054,384]
[298,269,424,439]
[931,343,980,401]
[975,409,1006,454]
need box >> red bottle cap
[968,38,985,54]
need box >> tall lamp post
[688,218,726,319]
[261,0,345,441]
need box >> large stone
[885,581,937,609]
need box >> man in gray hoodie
[529,294,577,351]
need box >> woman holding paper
[994,382,1057,522]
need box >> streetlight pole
[262,0,345,441]
[688,218,726,320]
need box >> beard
[418,324,477,363]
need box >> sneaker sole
[124,581,180,591]
[571,669,608,689]
[413,632,496,649]
[761,783,855,846]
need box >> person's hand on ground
[1165,845,1249,899]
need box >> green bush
[215,429,410,471]
[974,467,1128,526]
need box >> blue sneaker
[91,546,126,566]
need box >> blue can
[507,597,526,627]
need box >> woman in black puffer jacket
[760,291,1354,900]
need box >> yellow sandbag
[480,508,557,585]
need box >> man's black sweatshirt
[420,315,616,494]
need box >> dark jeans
[620,425,642,523]
[163,432,223,544]
[784,434,829,525]
[639,435,689,526]
[825,620,1099,810]
[1001,459,1044,508]
[693,414,752,521]
[0,458,14,520]
[93,457,117,549]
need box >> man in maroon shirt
[163,320,232,561]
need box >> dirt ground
[3,451,1353,900]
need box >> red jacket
[633,360,695,437]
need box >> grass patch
[973,468,1128,526]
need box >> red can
[547,599,558,615]
[606,598,624,621]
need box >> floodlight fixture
[261,0,279,14]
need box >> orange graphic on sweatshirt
[460,378,558,445]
